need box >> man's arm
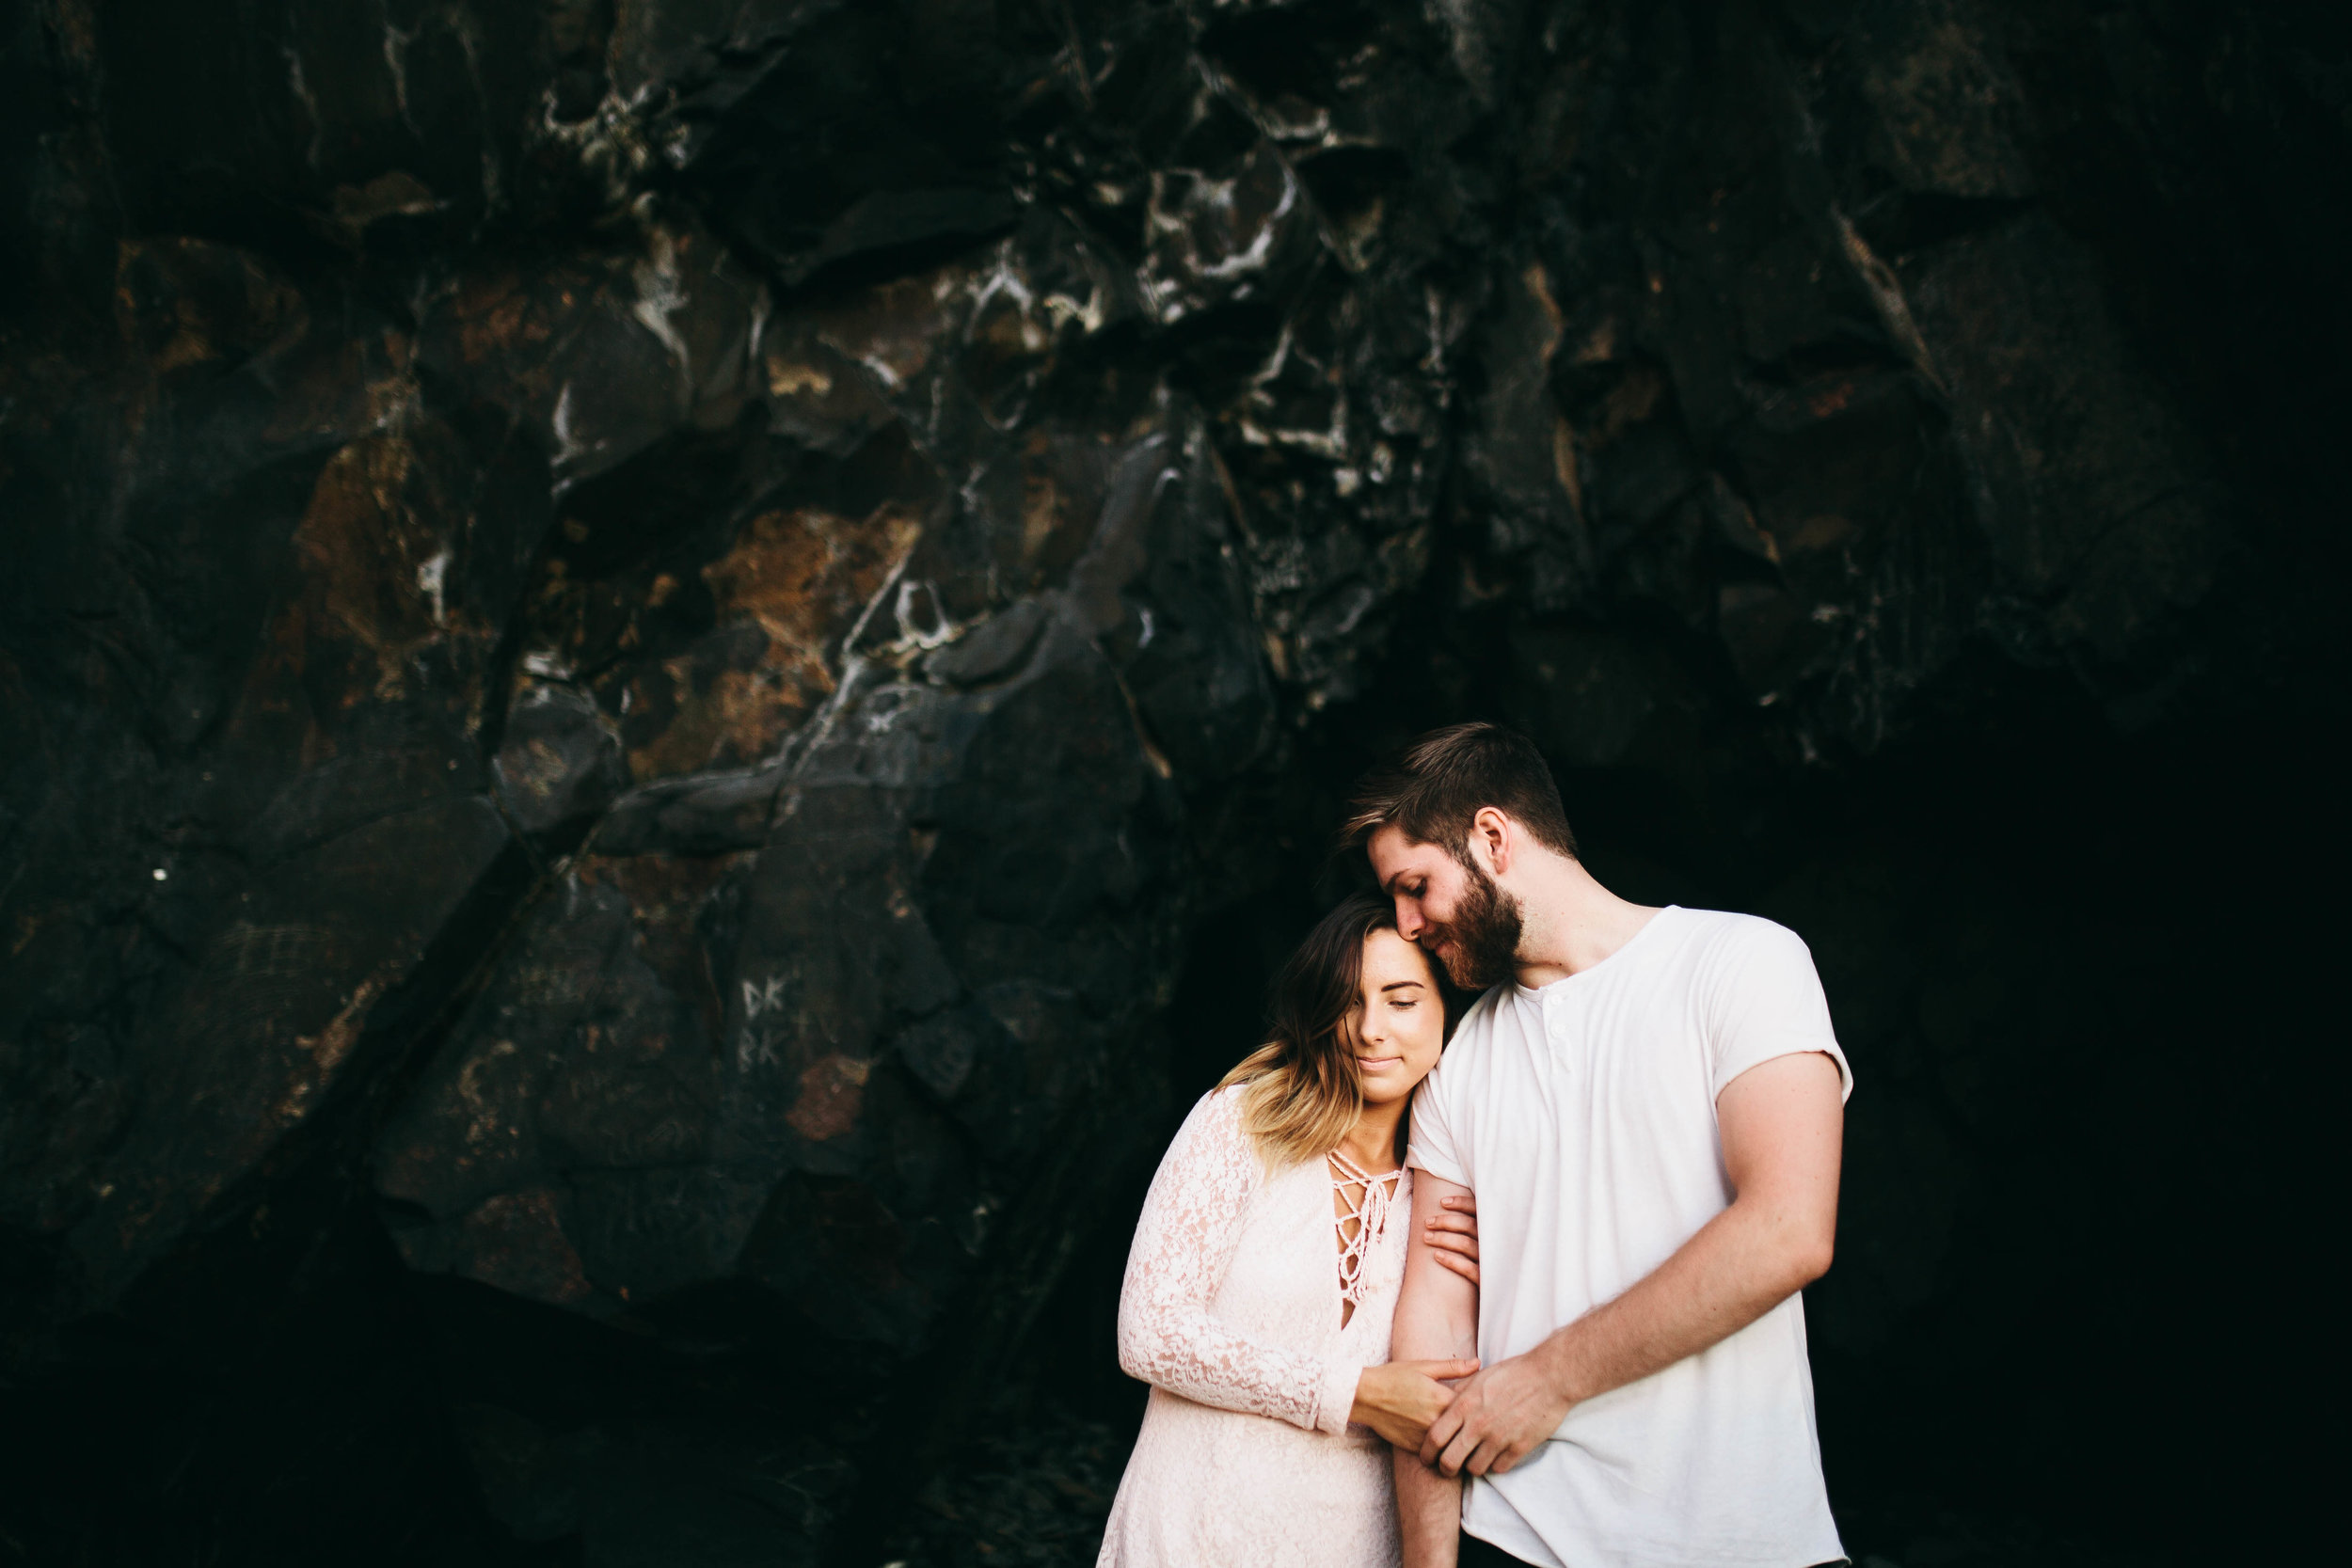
[1421,1051,1843,1478]
[1393,1170,1479,1568]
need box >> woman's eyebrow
[1379,980,1424,993]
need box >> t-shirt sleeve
[1405,1055,1470,1187]
[1706,918,1853,1102]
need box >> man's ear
[1471,807,1512,876]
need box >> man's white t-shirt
[1406,905,1851,1568]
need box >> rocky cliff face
[2,1,2342,1563]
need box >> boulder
[1,0,2342,1561]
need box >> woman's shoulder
[1159,1084,1267,1177]
[1179,1083,1250,1140]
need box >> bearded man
[1354,723,1851,1568]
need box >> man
[1350,723,1850,1568]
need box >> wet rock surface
[1,1,2342,1562]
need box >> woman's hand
[1350,1357,1481,1450]
[1423,1191,1480,1284]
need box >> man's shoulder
[1439,984,1519,1055]
[1668,906,1814,965]
[1421,986,1522,1100]
[1458,982,1512,1031]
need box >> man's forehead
[1367,824,1444,874]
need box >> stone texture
[1,0,2343,1562]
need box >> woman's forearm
[1117,1300,1351,1432]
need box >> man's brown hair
[1341,721,1580,864]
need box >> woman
[1097,893,1480,1567]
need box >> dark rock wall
[1,1,2340,1563]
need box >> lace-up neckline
[1327,1148,1404,1326]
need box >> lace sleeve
[1116,1090,1359,1435]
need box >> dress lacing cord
[1326,1148,1404,1318]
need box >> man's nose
[1394,900,1422,939]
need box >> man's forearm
[1392,1173,1480,1564]
[1532,1193,1827,1407]
[1393,1291,1475,1564]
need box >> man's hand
[1422,1191,1479,1284]
[1418,1344,1573,1477]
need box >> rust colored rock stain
[786,1053,872,1142]
[1807,378,1858,419]
[292,973,383,1082]
[621,502,921,780]
[1593,362,1668,444]
[447,266,566,370]
[268,968,390,1132]
[455,1039,527,1161]
[813,270,958,389]
[114,237,307,376]
[291,436,452,700]
[1021,459,1065,569]
[454,1188,595,1305]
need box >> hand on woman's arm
[1354,1188,1481,1447]
[1422,1192,1480,1283]
[1351,1357,1480,1450]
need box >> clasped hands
[1413,1345,1574,1477]
[1352,1343,1573,1473]
[1351,1192,1483,1449]
[1354,1190,1577,1475]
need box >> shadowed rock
[1,0,2342,1562]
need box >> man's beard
[1424,860,1523,990]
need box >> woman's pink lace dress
[1097,1086,1410,1567]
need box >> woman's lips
[1358,1055,1403,1071]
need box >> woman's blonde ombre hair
[1217,892,1438,1167]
